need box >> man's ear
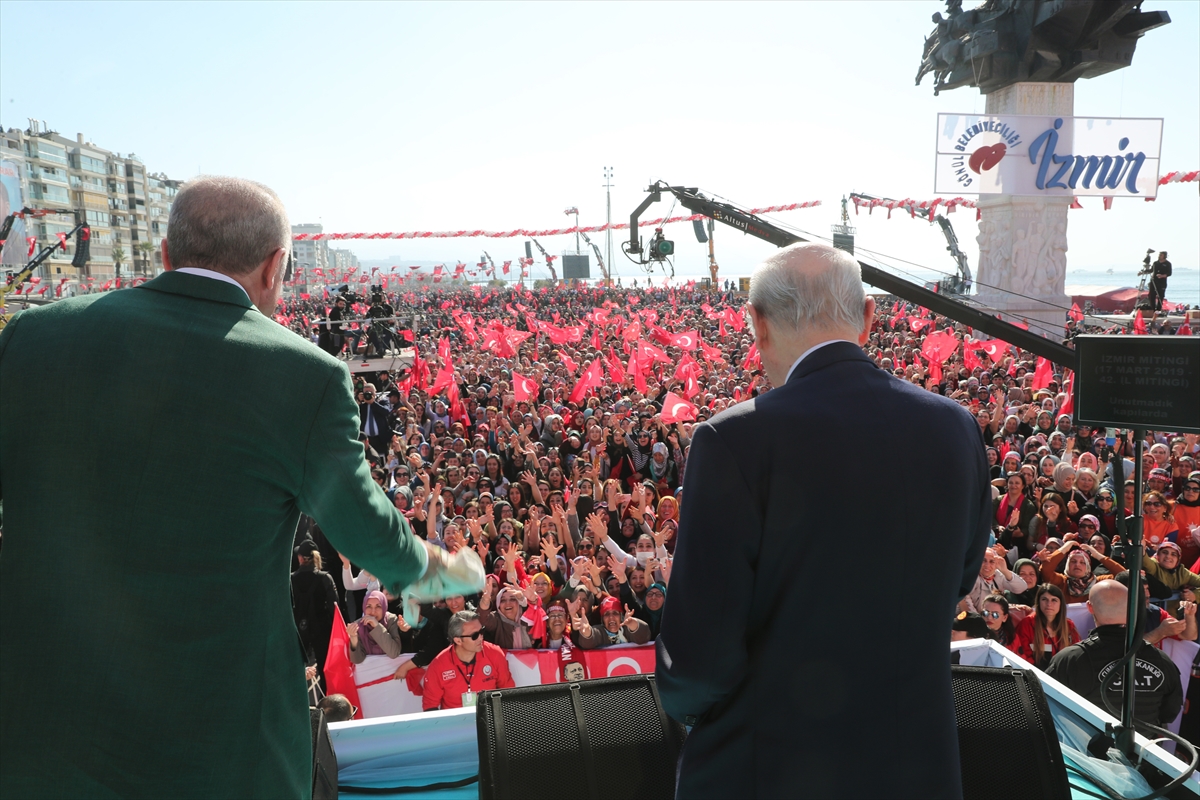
[747,304,769,352]
[260,247,287,293]
[858,296,877,345]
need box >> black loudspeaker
[309,708,338,800]
[524,241,533,260]
[692,218,708,243]
[71,225,90,269]
[952,665,1071,800]
[476,674,685,800]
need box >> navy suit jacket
[657,341,990,799]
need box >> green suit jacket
[0,272,426,798]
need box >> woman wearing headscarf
[479,582,542,650]
[647,442,678,493]
[1004,558,1040,607]
[624,427,656,486]
[1052,461,1075,498]
[348,591,407,664]
[574,596,649,649]
[1039,540,1125,604]
[641,582,667,640]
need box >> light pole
[603,166,614,286]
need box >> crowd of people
[281,279,1200,723]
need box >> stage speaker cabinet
[952,665,1071,800]
[476,673,685,800]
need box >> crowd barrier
[353,643,657,718]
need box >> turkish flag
[630,347,647,394]
[670,330,699,350]
[661,391,698,423]
[559,351,578,373]
[980,340,1010,363]
[606,348,626,383]
[909,318,932,334]
[1060,371,1075,416]
[921,329,958,365]
[1031,357,1054,390]
[429,362,456,396]
[323,606,363,720]
[622,321,642,342]
[1133,310,1148,335]
[1069,303,1084,323]
[513,371,538,403]
[569,360,605,404]
[742,344,761,371]
[578,644,656,679]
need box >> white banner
[935,114,1162,197]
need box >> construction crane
[849,192,972,295]
[578,230,611,285]
[529,238,558,283]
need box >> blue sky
[2,1,1196,283]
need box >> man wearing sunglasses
[422,610,514,711]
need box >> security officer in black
[1047,581,1184,726]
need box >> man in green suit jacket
[0,177,471,798]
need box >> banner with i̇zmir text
[935,113,1162,197]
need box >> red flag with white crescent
[513,372,538,403]
[660,391,698,424]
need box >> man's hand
[393,660,417,681]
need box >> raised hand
[622,604,638,629]
[541,535,562,562]
[586,511,607,540]
[346,621,360,645]
[607,554,626,580]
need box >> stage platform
[340,348,416,375]
[327,640,1199,799]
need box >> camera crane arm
[1,207,88,312]
[529,238,558,282]
[849,192,972,288]
[630,182,1073,366]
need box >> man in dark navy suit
[657,243,991,799]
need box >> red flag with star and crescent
[660,392,698,424]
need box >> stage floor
[327,642,1200,799]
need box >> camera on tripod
[1140,248,1155,275]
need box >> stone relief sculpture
[916,0,1169,96]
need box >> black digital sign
[1074,335,1200,433]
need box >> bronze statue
[916,0,1170,95]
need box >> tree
[136,240,154,275]
[111,245,126,283]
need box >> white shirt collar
[173,267,250,301]
[784,339,854,384]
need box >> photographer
[364,288,395,358]
[1145,250,1172,313]
[359,383,393,457]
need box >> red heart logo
[969,143,1006,174]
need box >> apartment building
[2,121,184,285]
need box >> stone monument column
[915,0,1170,339]
[974,83,1073,337]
